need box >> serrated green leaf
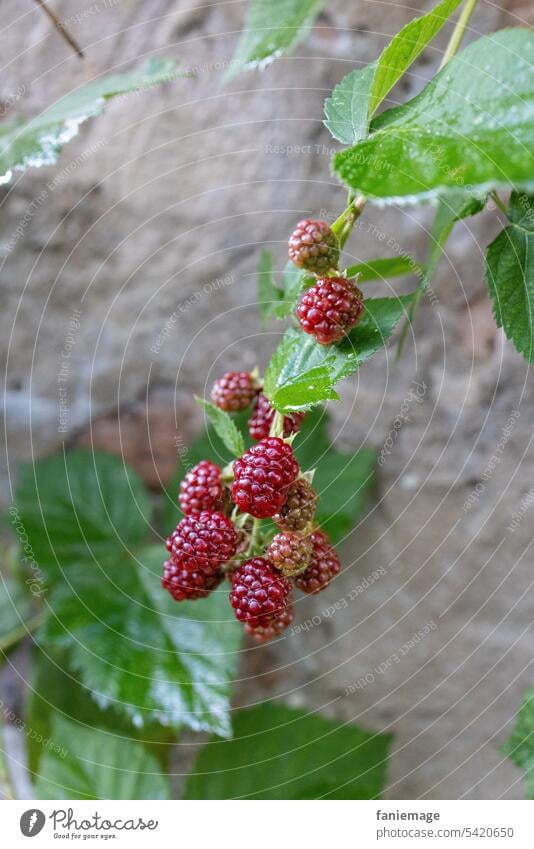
[35,715,169,800]
[333,29,534,204]
[184,702,392,799]
[12,451,151,578]
[257,250,285,324]
[324,0,462,144]
[0,58,184,184]
[40,547,242,736]
[486,192,534,363]
[227,0,323,80]
[345,255,423,282]
[196,398,245,457]
[263,334,338,413]
[503,689,534,798]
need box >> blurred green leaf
[503,689,534,799]
[345,255,423,282]
[227,0,323,80]
[257,250,285,323]
[0,574,35,653]
[40,547,242,737]
[35,715,169,800]
[0,58,184,184]
[184,702,392,799]
[13,451,151,578]
[486,192,534,362]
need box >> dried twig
[32,0,85,59]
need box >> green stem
[331,194,367,249]
[0,611,46,655]
[246,518,261,556]
[491,191,508,215]
[439,0,479,69]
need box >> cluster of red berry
[161,220,361,641]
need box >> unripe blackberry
[248,393,304,441]
[229,557,292,628]
[210,371,258,412]
[274,477,317,532]
[166,510,238,573]
[267,531,312,577]
[162,560,223,601]
[245,605,294,642]
[232,437,299,518]
[179,460,224,515]
[296,276,364,345]
[288,219,339,274]
[295,530,340,594]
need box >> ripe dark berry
[267,531,312,577]
[179,460,224,515]
[162,560,223,601]
[245,605,294,643]
[274,478,318,532]
[288,219,339,274]
[248,393,304,441]
[296,276,364,345]
[295,530,340,594]
[232,437,299,518]
[229,557,291,627]
[210,371,258,411]
[166,511,238,573]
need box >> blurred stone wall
[2,0,533,799]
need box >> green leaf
[184,702,392,799]
[345,255,423,282]
[13,451,151,577]
[0,58,184,184]
[40,547,242,737]
[227,0,323,80]
[324,0,462,144]
[257,250,284,324]
[263,334,339,413]
[486,192,534,362]
[333,29,534,203]
[266,261,317,320]
[503,689,534,798]
[274,295,414,402]
[35,716,169,800]
[195,398,245,457]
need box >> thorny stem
[439,0,479,69]
[32,0,85,59]
[331,194,367,250]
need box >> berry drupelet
[274,477,317,532]
[267,531,312,577]
[296,276,364,345]
[179,460,224,515]
[248,393,304,441]
[232,437,300,518]
[288,219,339,274]
[295,530,340,594]
[210,371,258,412]
[166,510,238,573]
[229,557,292,628]
[162,560,223,602]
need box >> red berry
[229,557,291,628]
[288,219,339,274]
[267,531,312,577]
[245,605,294,642]
[295,530,340,594]
[162,560,223,601]
[210,371,258,411]
[179,460,224,515]
[248,393,304,441]
[232,437,299,518]
[166,511,238,573]
[296,276,364,344]
[274,478,317,532]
